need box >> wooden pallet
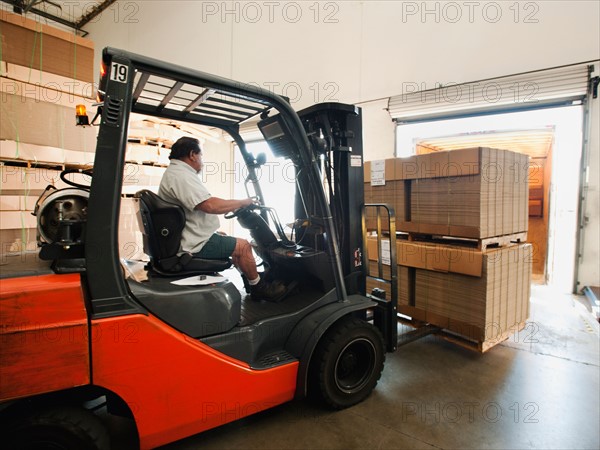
[438,322,526,353]
[397,315,526,353]
[476,232,528,251]
[406,231,528,251]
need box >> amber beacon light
[75,104,90,127]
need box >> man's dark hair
[169,137,201,160]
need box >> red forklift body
[92,314,298,448]
[0,274,89,400]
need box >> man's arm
[196,197,254,215]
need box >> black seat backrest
[135,190,232,276]
[136,190,184,261]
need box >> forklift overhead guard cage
[85,47,348,318]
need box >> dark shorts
[195,233,237,259]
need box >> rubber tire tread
[6,406,110,450]
[313,316,385,410]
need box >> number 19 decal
[110,62,129,83]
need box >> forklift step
[251,351,298,370]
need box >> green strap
[27,27,38,83]
[0,20,4,76]
[38,21,43,84]
[21,168,30,249]
[72,29,77,81]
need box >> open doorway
[395,106,584,293]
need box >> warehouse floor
[109,285,600,449]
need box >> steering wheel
[224,203,260,220]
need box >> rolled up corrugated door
[388,62,593,123]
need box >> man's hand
[239,198,255,208]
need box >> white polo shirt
[158,159,220,254]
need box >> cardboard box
[0,195,39,211]
[0,229,37,253]
[1,211,37,229]
[126,143,160,165]
[0,94,99,152]
[366,235,483,277]
[1,63,96,111]
[364,148,530,238]
[529,200,543,217]
[119,197,147,261]
[364,159,404,232]
[1,11,94,83]
[1,165,68,191]
[365,235,531,344]
[413,244,531,341]
[366,260,411,306]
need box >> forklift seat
[135,190,232,276]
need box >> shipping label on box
[370,160,386,186]
[381,239,391,265]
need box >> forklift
[0,47,398,449]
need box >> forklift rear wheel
[313,317,385,409]
[5,406,110,450]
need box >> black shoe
[250,279,286,302]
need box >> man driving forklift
[158,136,286,301]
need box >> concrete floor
[151,285,599,450]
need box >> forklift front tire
[313,316,385,409]
[5,406,110,450]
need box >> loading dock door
[388,62,598,293]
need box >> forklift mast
[296,103,365,295]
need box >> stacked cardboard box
[0,11,97,257]
[413,244,531,342]
[1,11,94,83]
[364,148,529,239]
[365,236,532,350]
[363,148,531,351]
[364,159,400,232]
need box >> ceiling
[416,128,555,159]
[1,0,115,35]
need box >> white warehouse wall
[85,1,599,161]
[86,1,599,109]
[85,1,599,289]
